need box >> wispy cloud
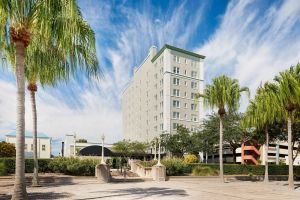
[198,0,300,103]
[0,0,207,146]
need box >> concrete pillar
[95,164,111,183]
[152,165,166,181]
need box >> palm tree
[269,64,300,190]
[198,75,249,182]
[0,1,99,198]
[244,83,280,183]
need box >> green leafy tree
[0,0,98,197]
[244,83,281,183]
[160,125,193,157]
[197,75,249,182]
[0,141,16,157]
[268,64,300,189]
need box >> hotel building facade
[122,44,205,142]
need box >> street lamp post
[101,134,105,164]
[157,138,162,166]
[154,138,157,160]
[73,134,76,157]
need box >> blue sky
[0,0,300,155]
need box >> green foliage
[192,166,218,176]
[0,141,16,157]
[0,162,7,176]
[198,75,250,114]
[112,140,149,158]
[160,125,194,157]
[0,157,99,176]
[140,160,158,168]
[161,157,186,176]
[184,154,198,164]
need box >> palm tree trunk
[264,126,269,183]
[219,116,224,182]
[30,88,39,186]
[12,41,28,200]
[288,111,294,190]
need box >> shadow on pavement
[76,187,188,200]
[0,192,71,200]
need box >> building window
[191,115,197,122]
[25,144,27,151]
[191,93,197,99]
[160,124,164,130]
[31,144,33,151]
[191,81,197,89]
[173,123,178,130]
[154,126,158,131]
[173,67,180,74]
[154,73,158,79]
[173,78,180,85]
[160,67,163,74]
[42,145,46,151]
[173,100,180,108]
[160,90,163,97]
[173,89,180,97]
[160,56,164,63]
[173,112,180,119]
[173,55,180,63]
[184,103,187,108]
[154,116,158,121]
[160,112,164,119]
[160,101,163,108]
[191,71,197,78]
[191,103,197,111]
[160,79,163,86]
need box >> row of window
[173,78,198,87]
[173,55,198,67]
[172,89,198,100]
[24,144,46,151]
[172,112,198,121]
[173,100,198,109]
[173,67,198,78]
[173,123,198,131]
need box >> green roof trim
[151,44,205,62]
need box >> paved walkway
[0,175,299,199]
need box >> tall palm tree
[244,83,280,183]
[0,1,99,198]
[198,75,249,182]
[269,63,300,190]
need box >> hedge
[139,159,300,176]
[0,157,99,176]
[1,157,300,177]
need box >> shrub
[0,162,7,176]
[161,157,186,176]
[140,160,158,168]
[184,154,198,164]
[192,166,218,176]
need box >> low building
[206,141,300,166]
[5,131,52,158]
[62,134,113,157]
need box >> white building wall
[6,136,51,158]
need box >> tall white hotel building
[122,44,205,142]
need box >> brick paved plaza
[0,175,299,200]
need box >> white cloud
[0,0,206,146]
[198,0,300,107]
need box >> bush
[161,157,186,176]
[139,160,158,168]
[0,162,7,176]
[184,154,198,164]
[192,166,218,176]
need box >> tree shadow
[76,187,188,200]
[0,192,71,200]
